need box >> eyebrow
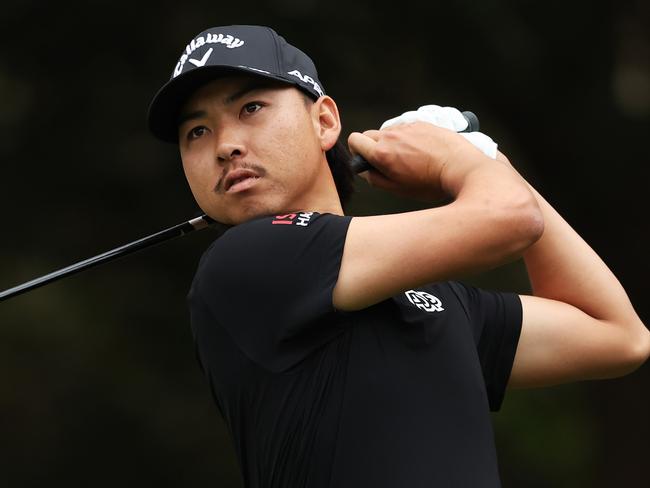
[177,110,207,127]
[177,80,277,127]
[223,80,273,105]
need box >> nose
[216,137,247,163]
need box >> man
[148,25,649,487]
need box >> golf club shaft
[0,111,479,302]
[0,215,216,302]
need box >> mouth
[222,168,262,193]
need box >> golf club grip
[349,110,480,174]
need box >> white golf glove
[380,105,498,159]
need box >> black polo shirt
[188,212,522,488]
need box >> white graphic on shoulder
[287,70,324,96]
[174,33,245,77]
[405,290,444,313]
[188,48,214,68]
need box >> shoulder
[191,211,352,295]
[205,211,351,260]
[213,211,349,247]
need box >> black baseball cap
[148,25,325,143]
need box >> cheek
[181,152,214,204]
[263,114,320,173]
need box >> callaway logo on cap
[148,25,325,143]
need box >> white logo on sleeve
[405,290,444,312]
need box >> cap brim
[147,66,301,144]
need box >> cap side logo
[287,70,324,97]
[174,33,245,77]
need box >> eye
[187,126,209,140]
[242,102,264,115]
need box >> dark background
[1,1,648,486]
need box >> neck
[290,155,345,216]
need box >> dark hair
[326,138,355,209]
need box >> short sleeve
[449,282,523,411]
[188,212,352,372]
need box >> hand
[347,121,490,202]
[382,105,499,159]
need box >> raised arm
[498,153,650,387]
[332,122,544,311]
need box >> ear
[311,96,341,151]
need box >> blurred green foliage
[1,0,648,486]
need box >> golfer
[147,25,649,487]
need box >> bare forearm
[334,138,545,311]
[523,186,640,324]
[451,162,544,264]
[496,150,649,383]
[521,184,650,372]
[493,151,641,325]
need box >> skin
[178,75,343,225]
[177,73,650,387]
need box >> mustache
[214,162,267,194]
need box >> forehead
[180,74,294,114]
